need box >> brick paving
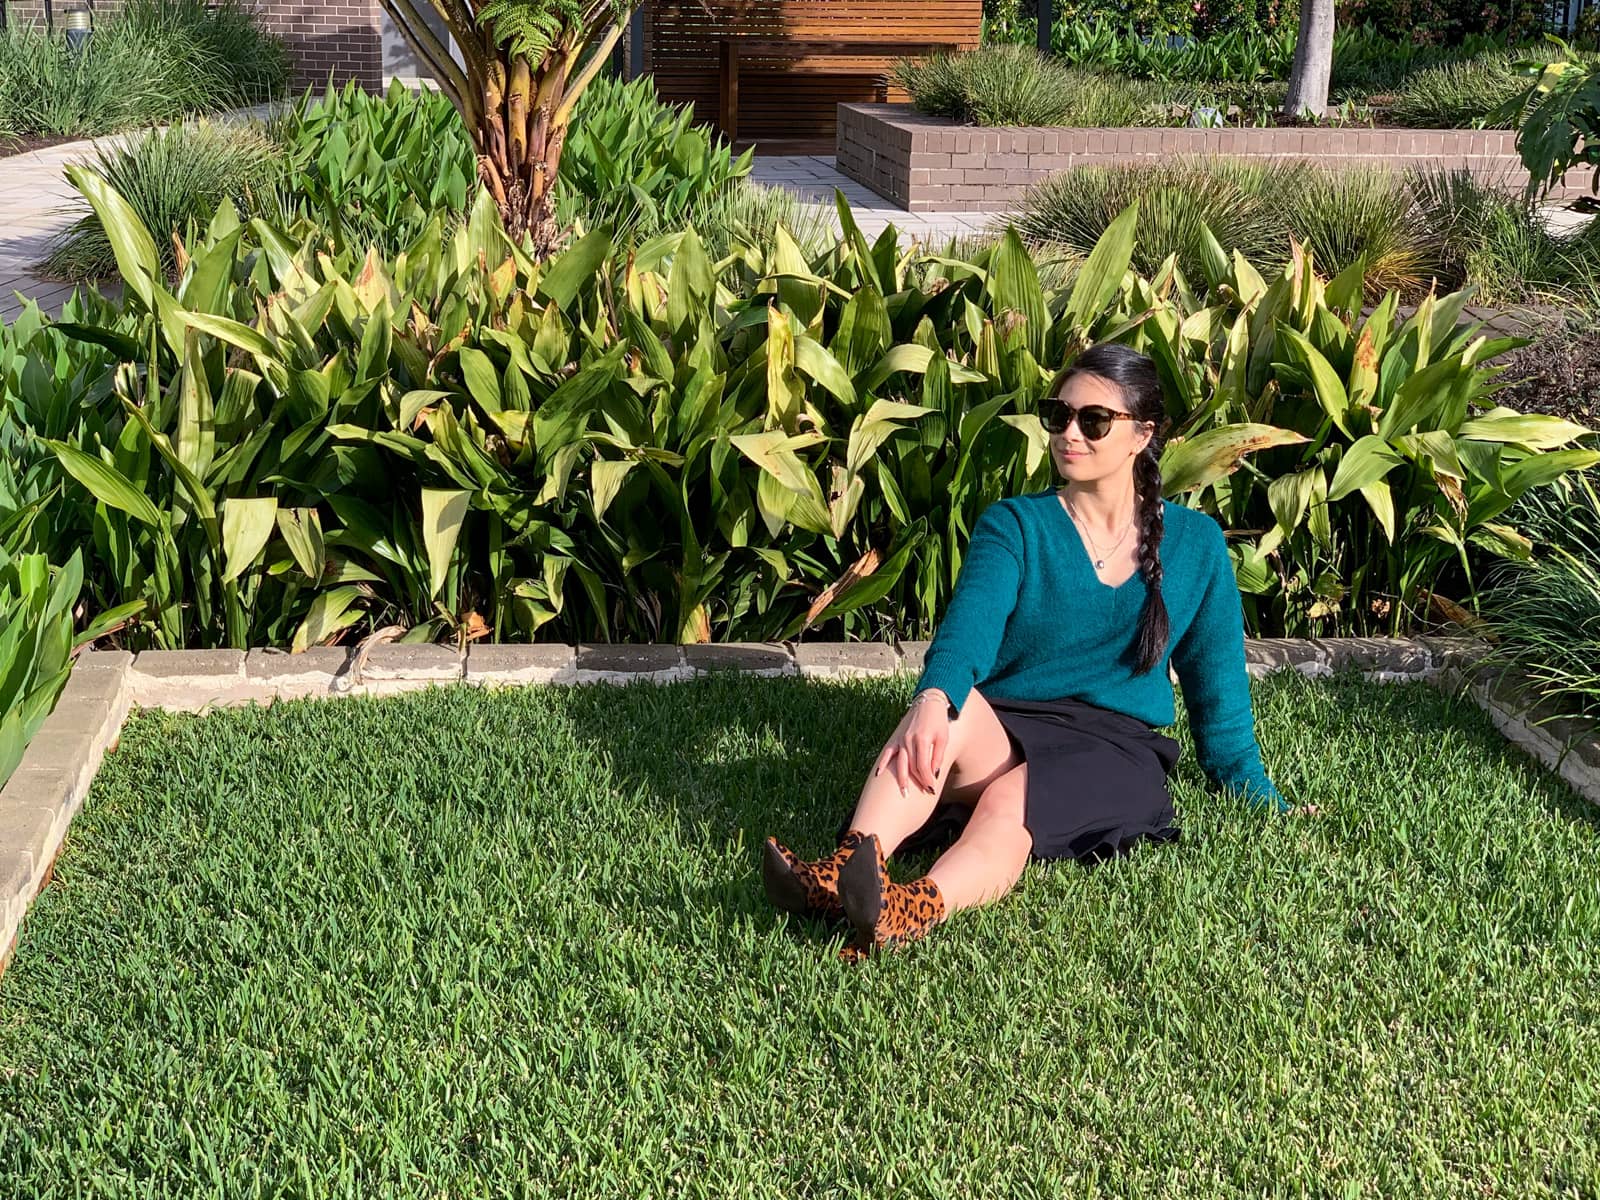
[0,105,277,324]
[749,154,1010,245]
[0,140,94,322]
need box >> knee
[969,766,1027,832]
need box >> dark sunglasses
[1038,399,1145,440]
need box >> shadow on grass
[547,666,1600,935]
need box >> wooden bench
[718,39,962,141]
[644,1,982,154]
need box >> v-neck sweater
[914,490,1287,813]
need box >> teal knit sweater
[914,490,1288,813]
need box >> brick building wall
[4,0,126,30]
[258,0,386,91]
[1,0,384,91]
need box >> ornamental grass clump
[1283,167,1443,299]
[1482,471,1600,723]
[43,122,283,283]
[1009,158,1300,280]
[0,0,286,142]
[1015,159,1445,299]
[1409,167,1599,306]
[893,45,1159,127]
[1390,51,1529,128]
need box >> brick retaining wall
[836,103,1592,212]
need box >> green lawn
[2,672,1598,1197]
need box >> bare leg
[926,764,1033,913]
[845,689,1022,857]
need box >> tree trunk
[478,50,570,259]
[1283,0,1335,118]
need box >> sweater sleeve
[912,502,1024,715]
[1169,519,1289,814]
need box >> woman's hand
[874,691,951,797]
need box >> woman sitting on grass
[763,343,1311,960]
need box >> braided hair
[1050,344,1170,675]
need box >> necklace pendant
[1094,559,1105,570]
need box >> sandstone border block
[245,647,354,700]
[465,643,579,687]
[348,644,464,697]
[794,642,899,679]
[130,649,267,711]
[575,643,692,684]
[895,640,931,674]
[684,643,794,676]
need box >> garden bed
[2,667,1599,1193]
[836,103,1592,212]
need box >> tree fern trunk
[480,48,569,257]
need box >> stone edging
[2,635,1596,975]
[835,103,1594,212]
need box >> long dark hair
[1050,343,1170,675]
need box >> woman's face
[1049,373,1154,487]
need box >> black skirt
[842,692,1183,865]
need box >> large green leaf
[1064,200,1137,329]
[1160,424,1308,495]
[1327,435,1404,502]
[65,164,159,309]
[1276,326,1352,437]
[276,507,325,581]
[221,497,279,583]
[420,488,471,600]
[45,441,163,527]
[1457,408,1595,448]
[291,585,365,653]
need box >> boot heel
[761,837,812,915]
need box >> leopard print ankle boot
[762,829,869,922]
[836,832,946,959]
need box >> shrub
[1497,43,1600,200]
[1389,51,1527,128]
[894,45,1160,126]
[687,180,838,270]
[556,72,753,247]
[0,0,287,142]
[42,121,282,282]
[6,178,1594,653]
[265,80,477,257]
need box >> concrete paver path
[0,140,96,321]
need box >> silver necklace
[1062,491,1136,571]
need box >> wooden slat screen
[643,0,980,148]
